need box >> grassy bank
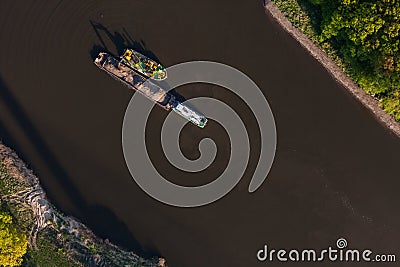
[0,146,164,267]
[271,0,400,122]
[1,162,80,266]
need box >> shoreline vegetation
[264,0,400,138]
[0,142,166,267]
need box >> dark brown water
[1,1,399,266]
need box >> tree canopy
[0,211,28,267]
[309,0,400,120]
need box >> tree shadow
[0,77,76,203]
[0,117,21,155]
[0,75,155,258]
[85,205,157,258]
[294,0,323,34]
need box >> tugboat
[121,48,167,81]
[172,101,208,128]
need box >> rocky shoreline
[264,0,400,138]
[0,142,166,267]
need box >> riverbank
[0,142,166,267]
[264,0,400,138]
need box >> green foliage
[0,211,28,267]
[380,90,400,121]
[0,163,27,196]
[21,228,77,267]
[273,0,400,121]
[315,0,400,97]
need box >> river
[0,0,399,266]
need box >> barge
[94,52,207,128]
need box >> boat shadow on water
[89,20,160,63]
[89,21,191,105]
[0,75,157,258]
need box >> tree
[310,0,400,96]
[0,211,28,267]
[380,90,400,121]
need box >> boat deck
[95,53,171,109]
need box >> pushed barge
[94,52,207,128]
